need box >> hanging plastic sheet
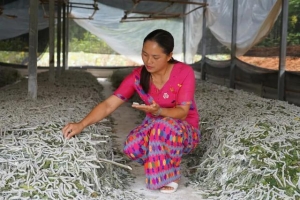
[0,0,282,65]
[184,0,281,63]
[0,0,48,40]
[71,1,184,65]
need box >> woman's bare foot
[160,179,180,191]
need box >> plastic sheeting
[207,0,281,57]
[0,0,48,40]
[71,1,184,65]
[0,0,282,65]
[74,0,281,64]
[185,0,281,63]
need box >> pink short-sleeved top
[113,62,199,129]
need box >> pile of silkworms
[2,69,300,200]
[189,80,300,200]
[0,71,142,200]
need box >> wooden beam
[125,10,180,16]
[121,0,206,22]
[140,0,207,6]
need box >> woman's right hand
[62,122,84,139]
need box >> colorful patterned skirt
[123,115,200,190]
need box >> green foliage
[0,51,27,64]
[289,15,298,30]
[257,0,300,47]
[0,20,117,64]
[69,31,116,54]
[68,20,116,54]
[287,32,300,45]
[288,0,300,32]
[0,28,48,53]
[0,67,22,87]
[289,0,300,16]
[258,37,280,47]
[0,37,29,63]
[0,38,27,51]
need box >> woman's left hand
[132,102,160,115]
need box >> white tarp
[71,2,183,65]
[185,0,281,63]
[72,0,282,64]
[0,0,282,64]
[0,0,49,40]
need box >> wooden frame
[121,0,207,22]
[40,0,99,20]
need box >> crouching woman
[62,29,200,193]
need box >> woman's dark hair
[140,29,178,93]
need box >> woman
[62,29,200,193]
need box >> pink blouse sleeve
[113,71,136,101]
[176,67,195,105]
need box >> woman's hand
[61,95,125,139]
[62,122,84,139]
[132,101,161,116]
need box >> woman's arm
[132,66,195,120]
[132,102,190,120]
[62,95,124,139]
[158,104,190,120]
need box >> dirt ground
[238,56,300,72]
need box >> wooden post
[66,2,70,70]
[49,0,55,82]
[201,0,207,80]
[28,0,39,99]
[62,1,66,71]
[229,0,238,88]
[278,0,289,100]
[183,4,186,63]
[56,0,62,76]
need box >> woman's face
[142,40,173,74]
